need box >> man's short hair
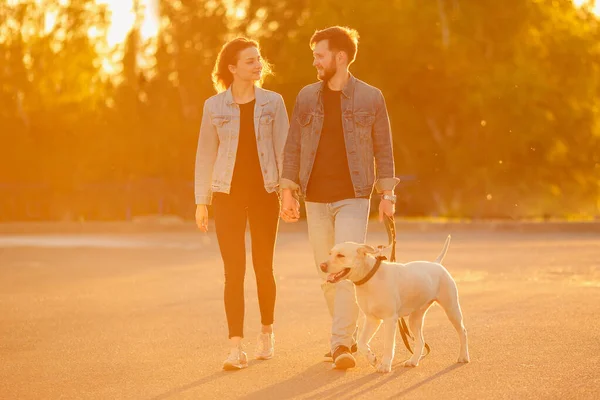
[310,26,360,64]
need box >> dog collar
[353,255,386,286]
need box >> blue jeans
[305,198,370,351]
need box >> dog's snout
[320,262,328,272]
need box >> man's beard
[317,61,337,82]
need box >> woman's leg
[247,191,280,332]
[212,192,248,341]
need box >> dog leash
[384,214,431,358]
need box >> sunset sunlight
[2,1,600,398]
[93,0,160,77]
[97,0,160,46]
[573,0,600,14]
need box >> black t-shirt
[305,86,356,203]
[230,100,265,196]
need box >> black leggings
[213,190,280,339]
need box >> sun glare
[573,0,600,14]
[97,0,159,47]
[4,0,598,79]
[140,0,160,41]
[90,0,161,79]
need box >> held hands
[195,204,209,232]
[280,189,300,223]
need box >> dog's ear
[357,244,378,257]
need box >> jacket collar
[224,85,270,106]
[317,72,356,99]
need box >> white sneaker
[222,346,248,371]
[255,332,275,360]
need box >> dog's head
[319,242,382,283]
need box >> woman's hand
[195,204,209,232]
[280,189,300,223]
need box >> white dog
[320,236,470,373]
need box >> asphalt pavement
[1,221,599,399]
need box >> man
[280,26,399,369]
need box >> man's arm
[280,94,302,195]
[279,94,302,222]
[272,93,290,179]
[372,89,400,193]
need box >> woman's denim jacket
[195,86,289,205]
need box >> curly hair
[310,26,360,65]
[211,37,273,93]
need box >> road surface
[1,221,599,399]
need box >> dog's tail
[434,235,452,264]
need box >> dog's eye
[336,254,344,258]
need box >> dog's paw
[376,362,392,373]
[366,351,378,367]
[457,355,470,363]
[358,345,378,367]
[403,359,419,367]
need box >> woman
[194,37,289,370]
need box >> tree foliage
[1,0,598,220]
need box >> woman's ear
[228,64,236,75]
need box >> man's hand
[378,192,395,222]
[280,189,300,223]
[195,204,209,232]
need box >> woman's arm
[195,100,219,205]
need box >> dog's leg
[377,317,398,373]
[404,308,427,367]
[357,315,381,367]
[439,281,470,363]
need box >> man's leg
[304,201,336,317]
[330,198,370,351]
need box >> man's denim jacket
[280,74,399,198]
[195,86,289,205]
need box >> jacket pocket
[352,112,375,186]
[211,115,231,139]
[260,113,274,125]
[298,113,313,127]
[353,112,375,143]
[298,113,313,142]
[211,115,231,127]
[354,112,375,128]
[259,113,274,141]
